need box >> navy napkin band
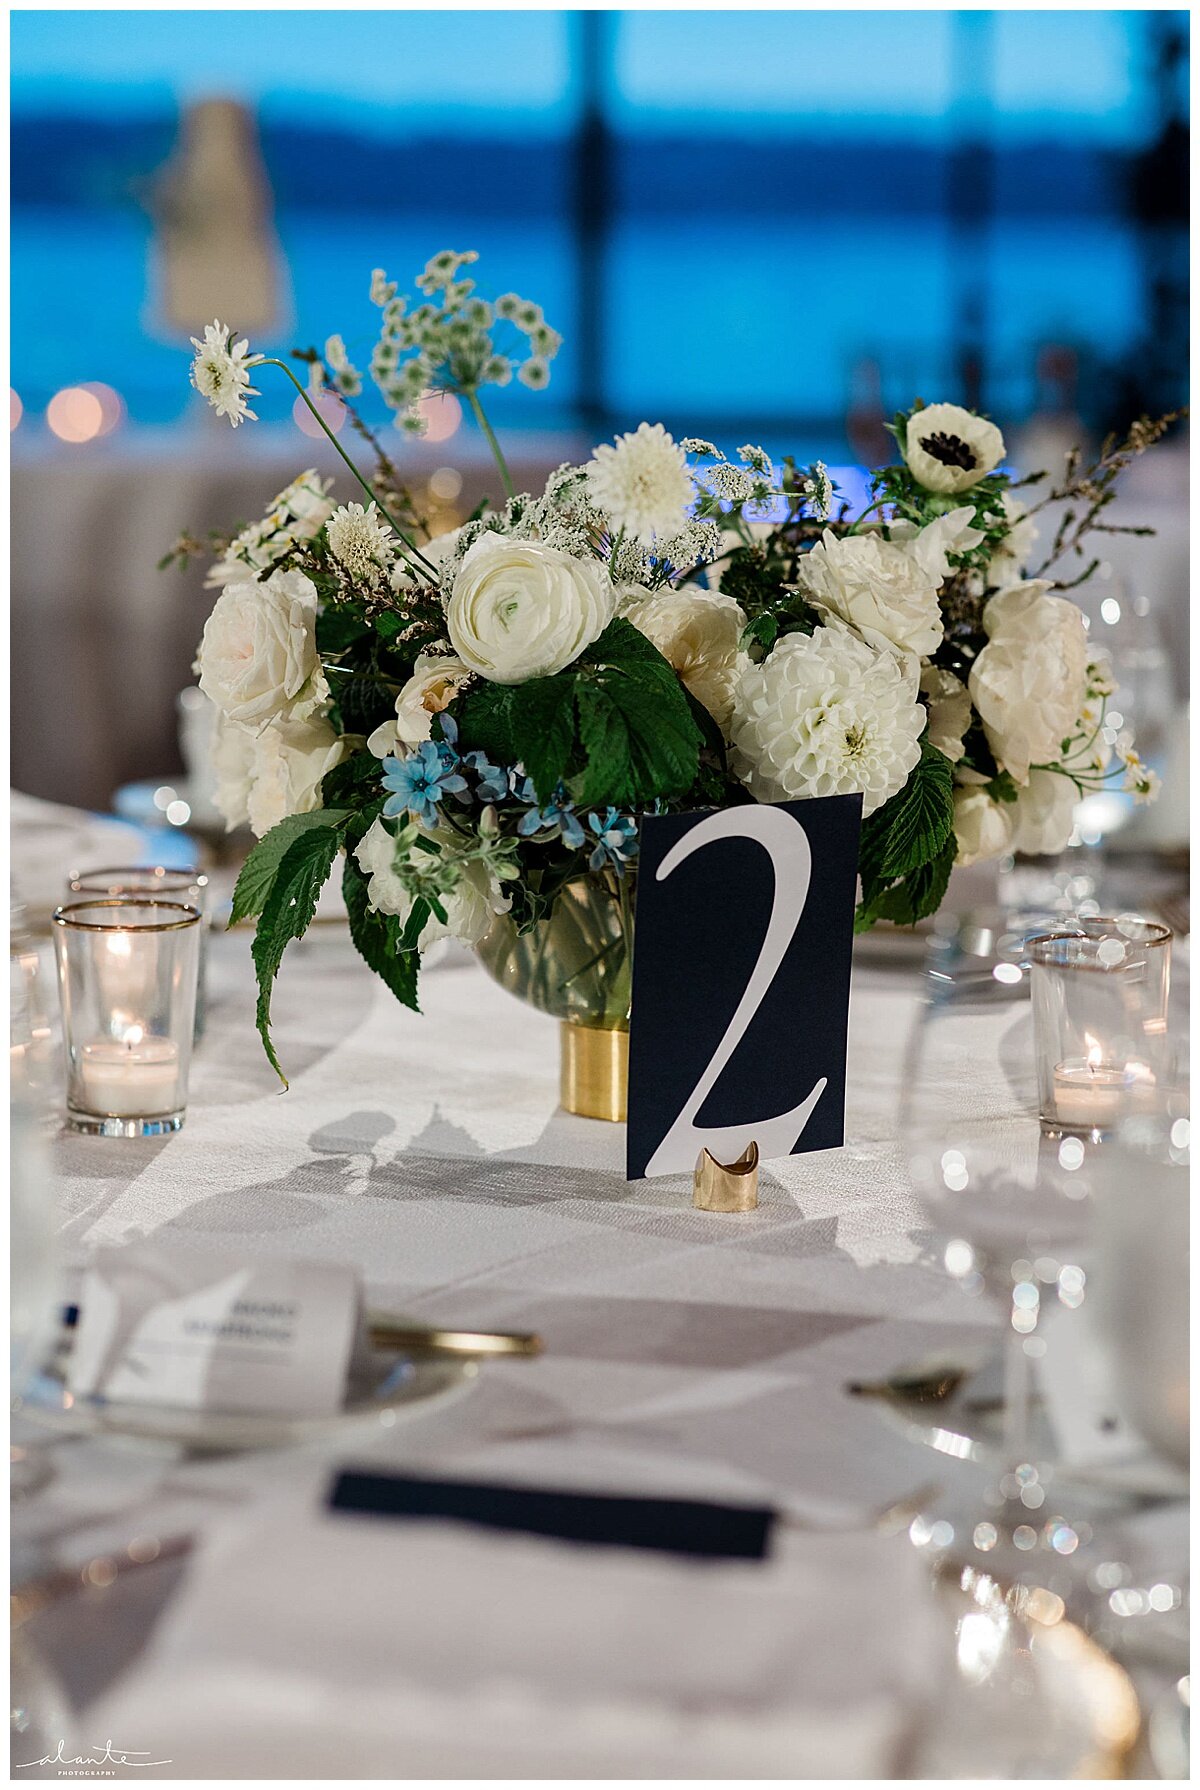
[328,1470,774,1561]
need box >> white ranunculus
[1009,768,1078,856]
[920,666,972,763]
[989,492,1040,581]
[353,818,495,949]
[902,403,1005,495]
[953,787,1015,867]
[210,713,255,831]
[968,581,1089,784]
[368,653,474,759]
[245,717,351,839]
[798,528,944,658]
[447,535,615,684]
[627,586,746,729]
[729,617,924,816]
[197,569,327,727]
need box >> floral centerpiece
[170,250,1173,1105]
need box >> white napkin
[90,1494,945,1778]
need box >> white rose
[627,586,746,729]
[902,403,1005,495]
[210,713,255,831]
[729,617,924,817]
[1009,768,1078,857]
[968,581,1089,784]
[353,818,495,949]
[245,717,351,839]
[953,787,1015,867]
[446,536,615,684]
[197,569,327,727]
[368,653,474,759]
[798,529,943,658]
[920,666,972,763]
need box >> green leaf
[855,837,955,932]
[320,749,383,812]
[342,858,421,1013]
[372,610,408,642]
[316,608,371,653]
[571,683,630,809]
[454,681,517,765]
[230,809,353,926]
[251,824,345,1082]
[859,737,954,884]
[509,675,578,803]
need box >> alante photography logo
[15,1739,172,1776]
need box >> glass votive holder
[68,866,210,1037]
[1028,915,1172,1138]
[52,899,202,1137]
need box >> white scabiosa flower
[729,618,924,815]
[902,403,1005,494]
[586,422,694,545]
[326,501,396,587]
[968,582,1089,784]
[628,587,746,731]
[189,321,262,426]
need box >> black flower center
[919,431,977,471]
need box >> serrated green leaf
[251,824,344,1082]
[859,737,954,885]
[320,749,383,811]
[571,683,630,808]
[453,681,517,764]
[508,675,577,803]
[342,858,421,1012]
[230,809,353,926]
[855,836,955,932]
[316,608,371,653]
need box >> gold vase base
[693,1142,760,1213]
[559,1022,628,1122]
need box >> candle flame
[1084,1035,1103,1071]
[125,1024,144,1047]
[106,933,133,959]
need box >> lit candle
[78,1027,182,1118]
[1051,1040,1133,1133]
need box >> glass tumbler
[1028,916,1172,1138]
[52,899,202,1137]
[69,865,211,1036]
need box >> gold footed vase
[474,872,633,1122]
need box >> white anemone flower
[902,402,1005,495]
[189,321,262,427]
[586,422,694,545]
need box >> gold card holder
[693,1142,759,1213]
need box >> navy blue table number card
[627,796,862,1181]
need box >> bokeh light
[47,385,105,442]
[411,393,462,444]
[10,389,23,431]
[293,390,346,438]
[80,381,124,436]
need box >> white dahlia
[189,321,262,427]
[729,618,924,816]
[902,403,1005,495]
[586,423,693,545]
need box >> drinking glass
[69,865,211,1037]
[52,899,201,1136]
[1028,916,1172,1137]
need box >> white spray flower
[326,501,396,587]
[586,423,693,544]
[189,321,262,426]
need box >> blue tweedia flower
[463,751,515,805]
[518,784,587,850]
[381,742,467,826]
[587,808,638,875]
